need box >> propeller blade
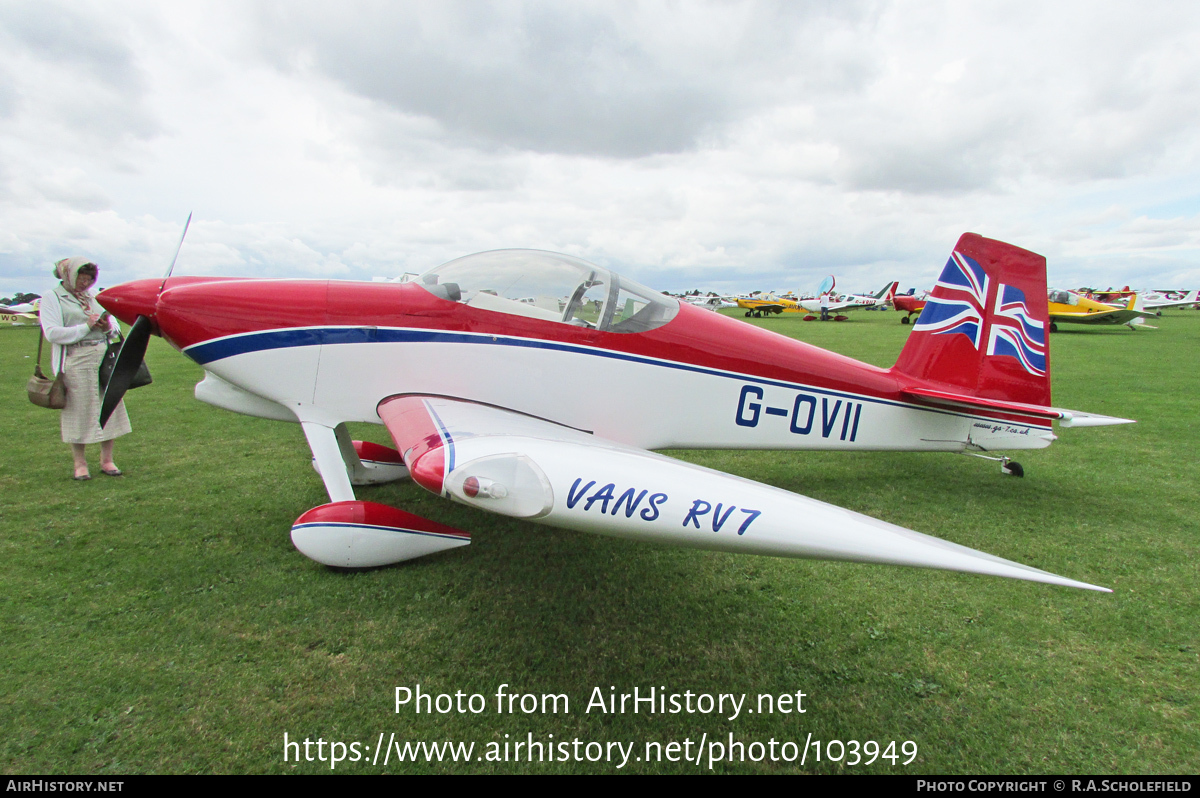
[157,211,192,298]
[100,315,153,428]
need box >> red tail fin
[891,234,1050,407]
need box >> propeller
[99,314,152,427]
[99,212,192,428]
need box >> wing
[1049,309,1151,325]
[379,395,1108,591]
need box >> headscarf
[53,257,98,309]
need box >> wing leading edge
[377,395,1108,592]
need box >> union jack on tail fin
[891,234,1130,428]
[892,233,1051,408]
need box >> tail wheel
[1001,461,1024,478]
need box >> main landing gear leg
[302,421,356,502]
[319,423,410,485]
[294,420,470,568]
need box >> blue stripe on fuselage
[186,327,372,362]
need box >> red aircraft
[97,233,1129,591]
[892,289,927,323]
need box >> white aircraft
[796,279,899,319]
[96,232,1125,591]
[683,294,738,312]
[1140,290,1199,313]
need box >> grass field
[1,308,1196,774]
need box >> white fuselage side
[193,327,1055,454]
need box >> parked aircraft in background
[684,294,738,312]
[1082,287,1136,304]
[735,279,897,320]
[1,299,38,324]
[1140,290,1199,313]
[1046,290,1157,331]
[796,281,898,318]
[734,293,802,317]
[893,289,928,323]
[97,233,1127,591]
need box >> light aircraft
[1082,287,1135,304]
[97,233,1130,592]
[1,310,36,324]
[1,299,38,324]
[1046,289,1156,331]
[736,280,897,320]
[1140,289,1199,313]
[735,293,802,317]
[892,289,927,323]
[795,280,899,318]
[684,294,737,312]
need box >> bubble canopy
[418,249,679,334]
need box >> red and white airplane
[796,279,899,317]
[892,289,928,323]
[98,233,1130,591]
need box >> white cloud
[1,1,1198,299]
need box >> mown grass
[0,309,1196,774]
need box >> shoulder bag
[27,331,67,409]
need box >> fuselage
[893,294,926,313]
[99,276,1054,454]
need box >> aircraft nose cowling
[98,279,162,327]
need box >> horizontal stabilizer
[1056,411,1136,428]
[900,387,1063,420]
[900,387,1134,427]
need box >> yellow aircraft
[1,299,38,325]
[735,293,804,318]
[1046,289,1156,331]
[736,280,897,319]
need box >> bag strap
[33,328,47,379]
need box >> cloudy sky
[2,0,1199,299]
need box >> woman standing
[40,257,131,480]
